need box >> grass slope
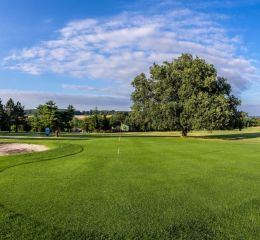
[0,131,260,239]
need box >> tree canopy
[131,54,242,136]
[0,98,26,132]
[29,101,75,132]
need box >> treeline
[0,98,28,132]
[249,117,260,126]
[29,101,130,133]
[0,99,76,133]
[0,97,258,134]
[73,111,129,132]
[0,98,130,133]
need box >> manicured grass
[0,131,260,239]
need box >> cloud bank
[0,90,130,110]
[2,4,260,108]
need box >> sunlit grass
[0,129,260,239]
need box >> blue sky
[0,0,260,115]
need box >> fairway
[0,133,260,239]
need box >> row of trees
[249,117,260,127]
[0,97,258,134]
[0,99,75,133]
[0,98,130,133]
[130,54,247,136]
[72,111,129,132]
[0,98,27,132]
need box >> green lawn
[0,130,260,239]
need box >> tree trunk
[181,128,188,137]
[55,129,60,137]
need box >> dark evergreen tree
[5,98,15,132]
[0,99,6,131]
[101,114,110,131]
[13,101,26,132]
[93,107,100,131]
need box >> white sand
[0,143,48,156]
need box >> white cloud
[62,84,131,97]
[0,90,130,110]
[2,6,260,94]
[62,84,97,91]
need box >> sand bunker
[0,143,48,156]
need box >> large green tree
[58,105,75,132]
[37,100,59,131]
[30,101,75,132]
[131,54,242,136]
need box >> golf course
[0,128,259,239]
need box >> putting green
[0,136,260,239]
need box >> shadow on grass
[192,132,260,141]
[1,131,260,141]
[61,134,181,139]
[62,131,260,140]
[0,136,91,141]
[0,132,181,139]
